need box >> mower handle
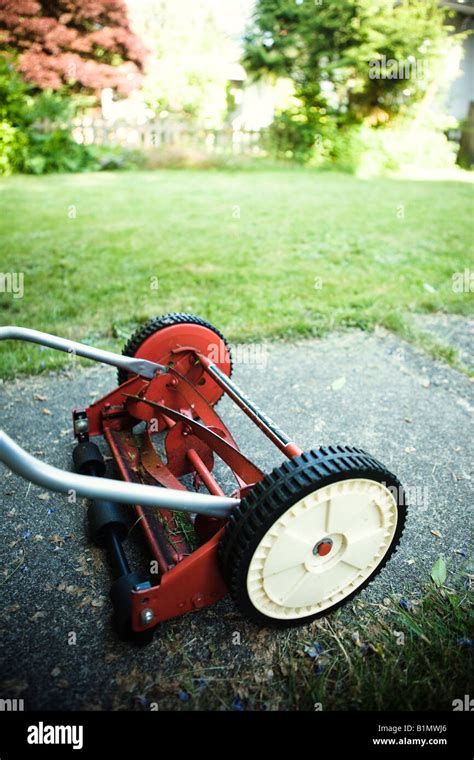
[0,430,238,518]
[0,325,166,379]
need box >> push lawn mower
[0,314,407,644]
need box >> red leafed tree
[0,0,147,94]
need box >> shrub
[0,121,28,175]
[24,127,93,174]
[0,58,29,125]
[88,144,147,171]
[284,115,459,177]
[317,122,458,176]
[0,56,95,175]
[264,108,318,164]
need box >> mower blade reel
[0,431,238,518]
[0,326,165,379]
[124,396,264,484]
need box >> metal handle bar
[0,326,165,379]
[0,431,238,518]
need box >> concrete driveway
[0,326,472,710]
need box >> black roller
[74,438,155,644]
[72,440,106,477]
[87,499,130,546]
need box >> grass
[0,168,473,378]
[141,565,473,711]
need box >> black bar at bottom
[0,710,470,757]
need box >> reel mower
[0,314,407,644]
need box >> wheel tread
[117,313,233,386]
[219,445,407,628]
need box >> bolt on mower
[0,314,407,644]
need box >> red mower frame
[0,315,406,643]
[78,328,302,635]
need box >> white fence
[71,118,264,155]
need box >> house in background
[442,1,474,121]
[225,62,294,131]
[441,1,474,164]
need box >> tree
[0,0,147,94]
[244,0,450,128]
[129,0,235,124]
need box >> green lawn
[171,573,473,711]
[0,169,472,378]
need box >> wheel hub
[313,537,333,556]
[305,533,345,572]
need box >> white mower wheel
[219,446,406,627]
